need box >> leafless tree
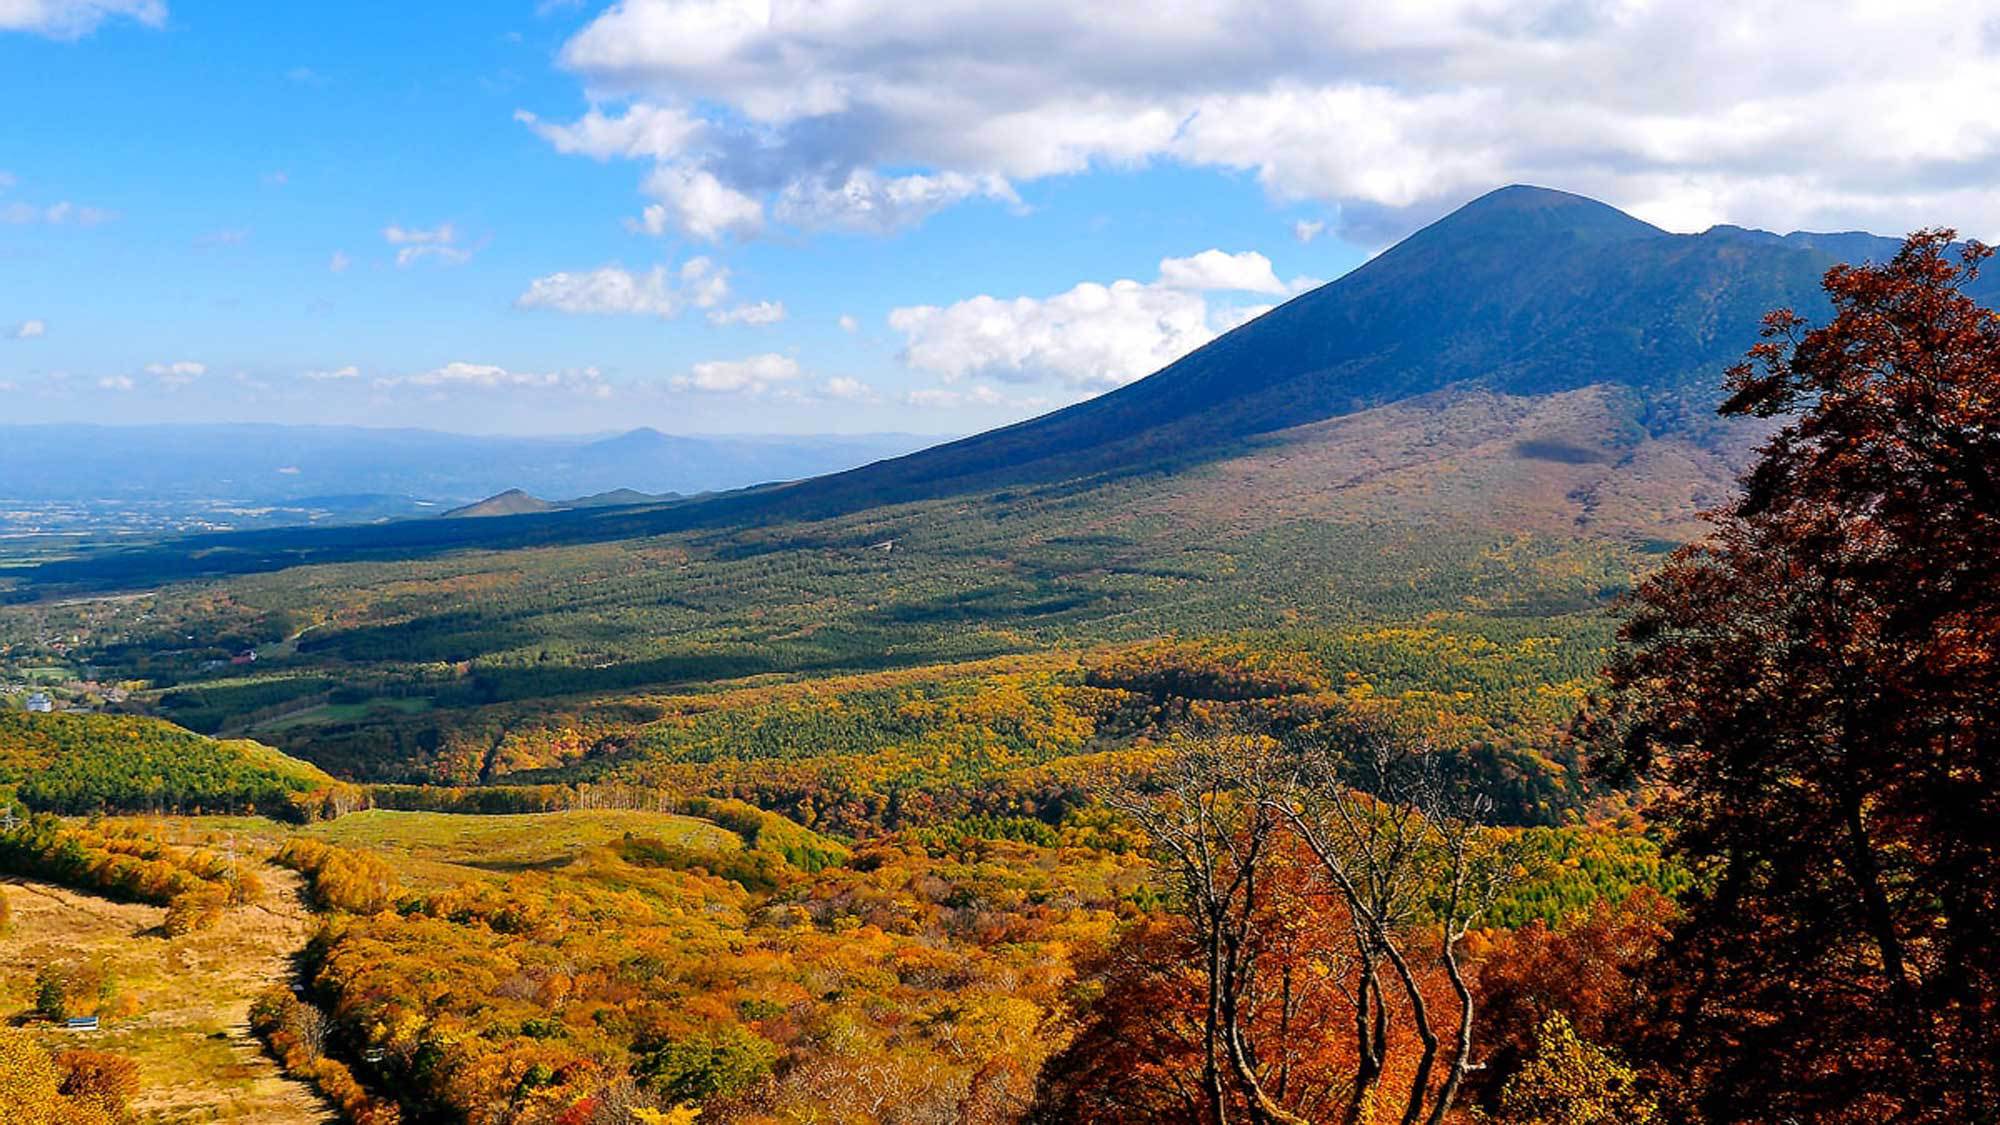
[1269,728,1526,1125]
[1097,733,1310,1125]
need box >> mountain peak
[1426,184,1667,243]
[442,489,558,519]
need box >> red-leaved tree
[1599,231,2000,1123]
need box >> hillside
[0,712,353,819]
[10,186,1974,597]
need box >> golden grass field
[1,864,335,1123]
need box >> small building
[231,650,258,666]
[63,1016,100,1032]
[24,692,53,713]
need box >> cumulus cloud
[329,250,351,273]
[889,247,1304,389]
[522,0,2000,243]
[672,353,800,394]
[384,222,471,267]
[837,314,859,333]
[304,364,359,380]
[97,374,134,391]
[10,319,45,339]
[892,282,1211,390]
[1157,249,1291,295]
[0,0,165,39]
[708,300,785,326]
[635,164,763,241]
[1293,219,1326,244]
[517,257,731,319]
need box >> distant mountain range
[17,185,1991,591]
[0,425,941,505]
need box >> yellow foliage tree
[1496,1014,1656,1125]
[0,1026,117,1125]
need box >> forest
[0,234,1995,1123]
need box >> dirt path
[1,867,338,1124]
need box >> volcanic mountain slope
[767,184,1975,514]
[16,185,1982,593]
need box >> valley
[4,190,1994,1123]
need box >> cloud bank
[520,0,2000,243]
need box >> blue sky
[3,0,1996,435]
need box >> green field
[300,807,739,886]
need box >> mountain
[442,490,561,518]
[444,488,676,517]
[760,186,1968,514]
[564,488,675,509]
[15,186,1985,592]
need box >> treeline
[0,815,260,934]
[250,988,403,1125]
[0,713,363,822]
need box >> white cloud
[304,364,359,381]
[329,250,350,273]
[518,265,679,317]
[525,1,2000,244]
[0,0,165,39]
[821,375,874,401]
[386,361,610,397]
[96,374,134,391]
[889,246,1300,389]
[0,171,14,189]
[1157,249,1290,295]
[837,314,859,333]
[142,359,204,388]
[514,104,703,161]
[516,257,731,319]
[195,227,249,248]
[384,222,471,267]
[671,353,800,394]
[10,319,45,339]
[896,243,1328,388]
[1293,219,1325,243]
[773,169,1017,234]
[708,300,785,326]
[636,164,763,242]
[892,280,1213,389]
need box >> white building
[24,692,54,713]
